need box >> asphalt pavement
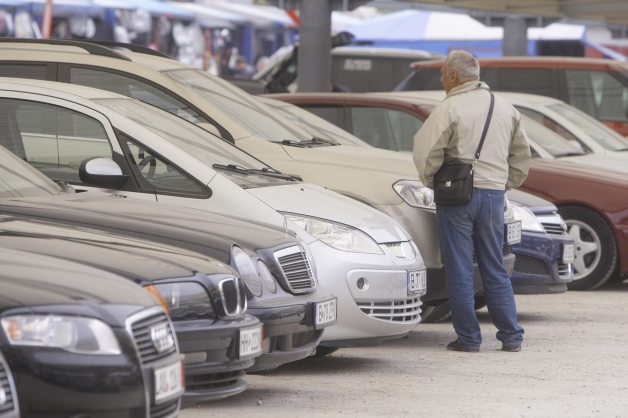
[182,280,628,417]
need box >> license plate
[314,298,337,328]
[408,269,427,296]
[562,242,575,263]
[154,361,183,403]
[505,221,522,244]
[239,325,263,358]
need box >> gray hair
[445,50,480,80]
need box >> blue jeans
[437,188,524,349]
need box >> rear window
[394,67,442,91]
[483,68,552,95]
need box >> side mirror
[79,157,129,189]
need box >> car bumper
[2,330,182,418]
[175,315,261,408]
[307,240,425,345]
[510,232,574,295]
[246,292,336,372]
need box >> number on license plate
[154,361,183,402]
[407,269,427,296]
[315,299,337,328]
[562,243,575,263]
[239,326,262,358]
[506,221,522,244]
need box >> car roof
[332,46,436,59]
[0,77,127,101]
[268,91,440,108]
[410,56,627,70]
[367,91,442,106]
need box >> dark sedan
[0,248,183,417]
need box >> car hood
[506,189,556,214]
[280,143,419,178]
[530,158,628,186]
[247,182,411,243]
[0,248,158,312]
[561,154,628,174]
[0,214,235,282]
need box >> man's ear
[449,69,457,82]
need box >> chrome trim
[218,277,242,317]
[274,245,316,294]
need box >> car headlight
[512,206,544,232]
[393,180,435,209]
[232,246,263,297]
[284,214,383,254]
[257,261,277,293]
[148,282,214,321]
[1,315,121,355]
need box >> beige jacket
[413,81,531,191]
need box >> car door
[0,91,159,202]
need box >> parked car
[395,56,628,136]
[0,351,18,418]
[264,94,577,300]
[276,91,628,290]
[0,78,423,355]
[252,45,441,94]
[0,247,183,417]
[0,140,335,380]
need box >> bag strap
[474,92,495,163]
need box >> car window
[0,143,60,198]
[350,106,422,153]
[120,134,206,195]
[484,68,552,95]
[164,69,313,142]
[300,105,339,126]
[69,67,210,124]
[520,114,585,158]
[0,64,47,80]
[548,102,628,151]
[270,103,369,146]
[564,69,628,123]
[516,106,591,153]
[0,98,112,183]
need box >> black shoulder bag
[433,92,495,206]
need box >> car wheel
[420,300,452,323]
[474,296,487,311]
[559,206,618,290]
[313,346,340,357]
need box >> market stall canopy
[28,0,102,16]
[93,0,194,19]
[201,0,294,27]
[167,2,242,28]
[0,0,27,6]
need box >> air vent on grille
[274,246,316,293]
[292,330,322,348]
[150,398,179,418]
[557,261,571,277]
[514,255,549,276]
[185,370,245,392]
[357,298,422,322]
[542,223,567,236]
[129,311,176,365]
[0,360,16,416]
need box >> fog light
[356,277,368,290]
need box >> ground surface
[182,281,628,417]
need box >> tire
[313,346,340,357]
[420,300,452,323]
[558,205,618,291]
[474,296,487,311]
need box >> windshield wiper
[308,137,340,146]
[212,163,251,173]
[212,163,302,181]
[271,139,309,148]
[554,152,586,158]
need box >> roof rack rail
[79,40,173,60]
[0,38,131,61]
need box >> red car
[396,57,628,136]
[269,92,628,291]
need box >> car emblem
[445,180,451,188]
[150,323,174,353]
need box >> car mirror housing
[79,157,129,189]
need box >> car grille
[557,261,572,277]
[150,398,178,418]
[129,310,177,365]
[292,330,322,348]
[274,245,316,293]
[542,222,567,236]
[514,254,549,276]
[185,370,245,392]
[357,297,422,322]
[473,244,512,264]
[0,359,16,417]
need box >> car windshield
[548,103,628,151]
[95,98,298,187]
[522,115,586,158]
[163,69,314,143]
[265,101,369,146]
[0,145,60,198]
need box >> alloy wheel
[567,220,602,281]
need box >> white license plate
[239,325,263,358]
[154,361,183,403]
[505,221,522,244]
[314,298,337,328]
[408,269,427,296]
[563,242,575,263]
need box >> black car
[0,144,336,378]
[0,247,183,417]
[0,213,263,407]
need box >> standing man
[413,50,531,352]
